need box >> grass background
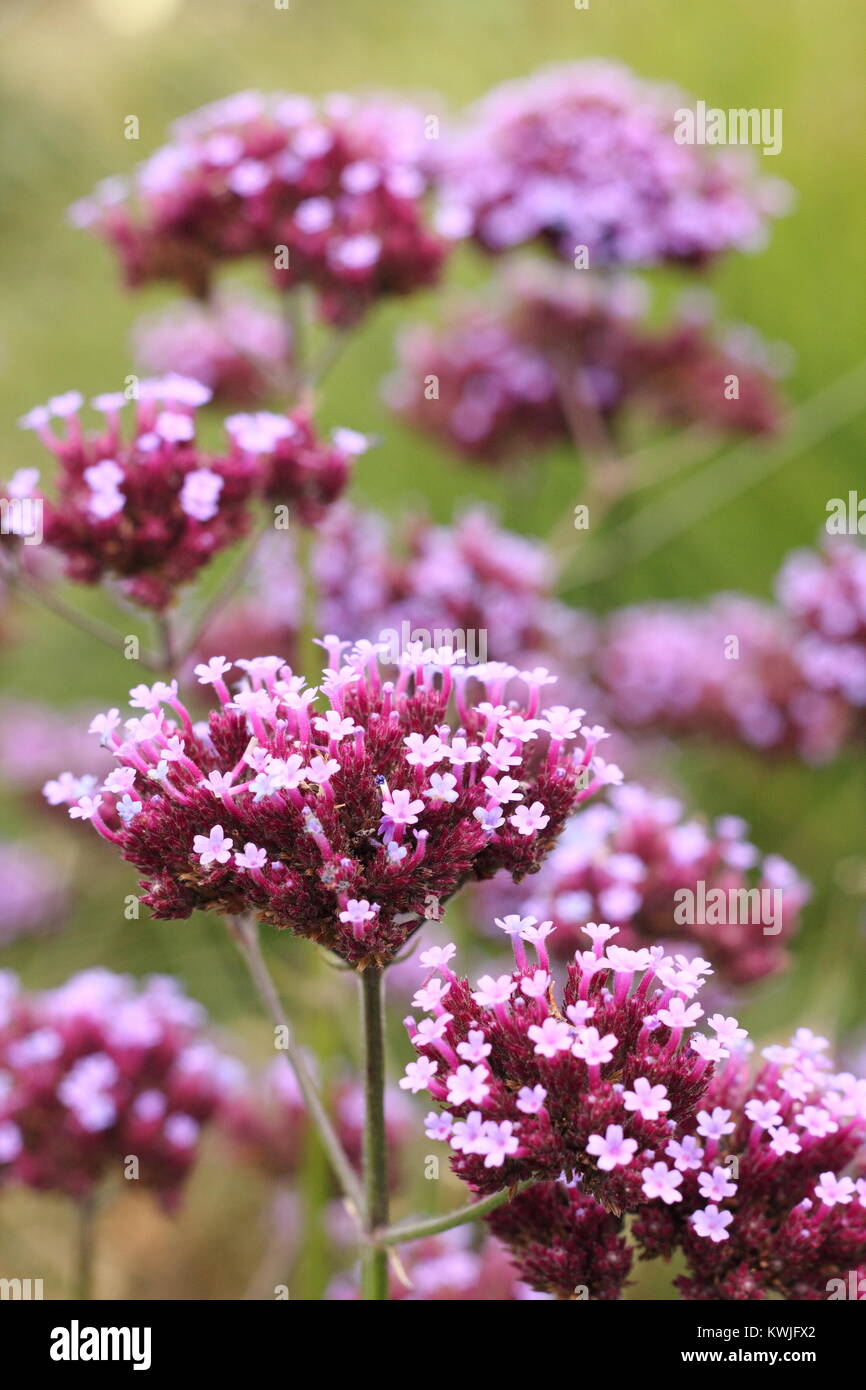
[0,0,864,1298]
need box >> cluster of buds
[132,290,293,406]
[402,920,721,1211]
[48,645,614,968]
[221,1056,414,1191]
[633,1029,866,1299]
[0,968,240,1206]
[486,1179,632,1300]
[481,783,810,987]
[436,62,787,268]
[70,91,447,326]
[12,381,365,609]
[14,377,256,611]
[385,266,783,467]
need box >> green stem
[376,1179,537,1247]
[360,965,389,1300]
[227,914,365,1221]
[75,1194,96,1300]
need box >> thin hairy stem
[227,914,364,1220]
[376,1179,538,1246]
[360,965,389,1300]
[74,1194,96,1300]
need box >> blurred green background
[0,0,864,1299]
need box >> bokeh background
[1,0,864,1298]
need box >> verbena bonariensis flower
[631,1030,866,1299]
[0,842,70,947]
[312,504,593,677]
[383,304,567,465]
[486,1178,632,1300]
[0,968,241,1207]
[384,266,783,466]
[16,383,365,609]
[593,594,855,763]
[50,646,612,968]
[328,1227,547,1300]
[510,264,785,440]
[224,409,371,525]
[222,1056,413,1190]
[401,921,722,1211]
[478,783,810,986]
[70,91,447,326]
[132,290,293,406]
[776,539,866,712]
[436,61,787,269]
[17,378,257,611]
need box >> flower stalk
[360,964,389,1300]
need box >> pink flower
[641,1162,683,1205]
[587,1124,638,1172]
[691,1205,734,1243]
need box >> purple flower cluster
[402,921,719,1210]
[385,265,783,466]
[776,539,866,711]
[132,290,293,406]
[312,503,591,675]
[15,378,256,611]
[437,62,787,268]
[70,91,446,326]
[633,1029,866,1299]
[594,541,866,762]
[480,783,810,986]
[328,1227,545,1301]
[49,645,611,967]
[222,1056,413,1190]
[0,969,239,1206]
[0,842,70,947]
[13,381,364,609]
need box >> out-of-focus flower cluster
[436,62,787,268]
[49,645,613,967]
[132,290,293,406]
[328,1226,546,1300]
[386,266,784,466]
[312,503,592,673]
[0,969,240,1207]
[0,842,70,947]
[70,91,447,327]
[479,783,810,987]
[594,539,866,763]
[221,1056,413,1192]
[633,1028,866,1300]
[776,539,866,712]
